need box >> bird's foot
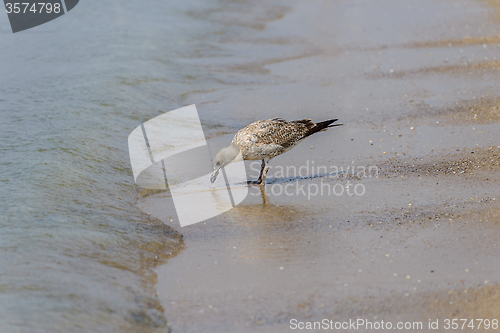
[247,179,265,186]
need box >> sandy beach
[138,0,500,331]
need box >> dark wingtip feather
[304,119,341,137]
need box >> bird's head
[210,144,240,183]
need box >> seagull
[210,118,342,185]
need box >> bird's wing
[233,119,310,150]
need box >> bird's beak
[210,167,221,183]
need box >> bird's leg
[259,161,269,186]
[254,159,265,184]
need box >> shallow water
[0,0,309,330]
[0,0,248,331]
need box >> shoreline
[138,0,500,331]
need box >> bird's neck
[225,143,242,163]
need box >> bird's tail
[304,119,342,137]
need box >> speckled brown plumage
[232,118,339,161]
[210,117,341,185]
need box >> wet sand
[139,0,500,331]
